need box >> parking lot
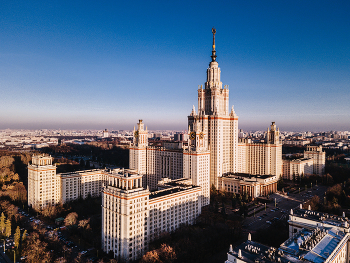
[243,185,327,232]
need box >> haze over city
[1,1,349,132]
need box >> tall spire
[211,27,217,62]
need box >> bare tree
[22,232,52,263]
[64,212,78,226]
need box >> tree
[308,195,320,211]
[277,177,284,190]
[22,232,51,263]
[22,229,27,242]
[0,212,5,234]
[5,218,11,237]
[140,250,160,263]
[231,193,237,208]
[210,184,217,197]
[14,226,21,249]
[78,218,90,229]
[65,212,78,226]
[243,191,249,202]
[158,243,176,263]
[140,244,176,263]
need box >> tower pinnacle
[211,27,217,62]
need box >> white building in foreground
[226,208,350,263]
[102,169,202,262]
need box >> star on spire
[211,27,217,62]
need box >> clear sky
[1,1,349,132]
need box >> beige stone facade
[304,145,326,175]
[28,154,60,210]
[237,122,282,178]
[282,158,314,180]
[28,154,109,210]
[129,119,210,207]
[218,173,278,199]
[102,171,202,262]
[60,169,108,203]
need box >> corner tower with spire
[129,119,148,176]
[188,28,239,188]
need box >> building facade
[218,173,278,199]
[281,145,326,180]
[28,154,60,210]
[28,154,109,210]
[102,170,202,262]
[304,145,326,176]
[60,169,109,203]
[237,122,282,178]
[129,119,211,206]
[282,158,314,180]
[187,29,239,188]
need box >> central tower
[188,28,239,188]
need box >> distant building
[304,145,326,175]
[103,129,109,138]
[284,139,311,146]
[237,122,282,178]
[174,132,188,142]
[282,158,314,180]
[218,173,278,198]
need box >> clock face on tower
[190,131,196,140]
[134,131,139,138]
[199,132,204,139]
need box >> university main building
[129,28,282,201]
[27,29,325,262]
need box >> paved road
[0,252,11,263]
[243,185,327,232]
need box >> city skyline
[1,1,349,132]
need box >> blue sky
[1,0,349,132]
